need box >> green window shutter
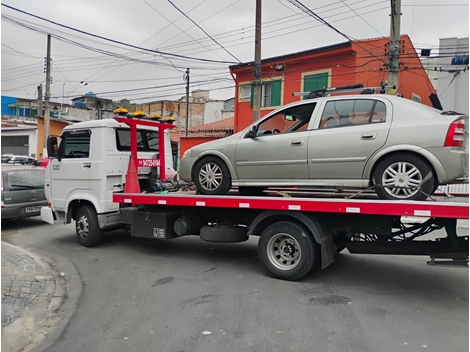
[270,80,282,106]
[303,72,329,99]
[30,108,38,117]
[250,83,254,108]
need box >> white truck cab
[42,118,175,230]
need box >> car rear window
[4,169,45,191]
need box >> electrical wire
[1,4,238,65]
[165,0,241,63]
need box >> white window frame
[239,85,251,100]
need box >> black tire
[193,156,231,195]
[75,205,103,247]
[200,225,248,242]
[372,153,434,201]
[238,186,265,196]
[257,221,317,281]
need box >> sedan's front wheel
[373,154,435,201]
[193,156,231,195]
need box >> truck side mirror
[47,136,58,158]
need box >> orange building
[229,35,436,132]
[36,117,70,158]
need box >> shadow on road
[2,216,48,231]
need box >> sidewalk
[1,241,66,352]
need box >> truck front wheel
[76,205,102,247]
[257,221,317,281]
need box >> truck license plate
[25,206,42,213]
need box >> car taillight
[444,120,465,147]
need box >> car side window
[256,103,316,136]
[319,99,385,128]
[58,130,91,159]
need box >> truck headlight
[182,149,192,158]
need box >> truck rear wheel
[257,221,317,281]
[76,205,102,247]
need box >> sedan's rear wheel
[193,156,231,195]
[373,154,434,201]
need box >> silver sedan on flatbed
[180,94,468,201]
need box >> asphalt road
[2,217,468,352]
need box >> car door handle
[291,140,304,146]
[83,163,91,169]
[361,133,377,140]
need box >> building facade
[437,37,469,114]
[229,35,437,132]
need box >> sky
[1,0,468,105]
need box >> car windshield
[5,169,45,190]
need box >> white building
[1,125,39,158]
[437,37,469,114]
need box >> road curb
[1,241,69,352]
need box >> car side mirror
[47,136,58,158]
[246,125,257,138]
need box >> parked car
[1,154,14,163]
[179,94,468,201]
[1,165,47,219]
[7,155,36,165]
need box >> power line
[165,0,242,63]
[1,3,238,65]
[339,0,383,36]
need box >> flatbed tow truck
[42,115,469,281]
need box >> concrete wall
[204,101,225,124]
[421,58,439,91]
[437,37,469,114]
[129,101,205,129]
[204,99,235,124]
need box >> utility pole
[252,0,262,122]
[184,68,190,137]
[387,0,401,92]
[37,84,43,117]
[43,34,52,156]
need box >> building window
[261,82,272,107]
[239,85,251,100]
[302,71,329,99]
[412,93,421,103]
[249,80,282,108]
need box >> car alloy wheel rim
[77,214,89,240]
[382,161,422,198]
[199,162,223,191]
[267,233,301,271]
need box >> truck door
[49,129,92,211]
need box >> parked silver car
[179,94,468,200]
[1,165,47,219]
